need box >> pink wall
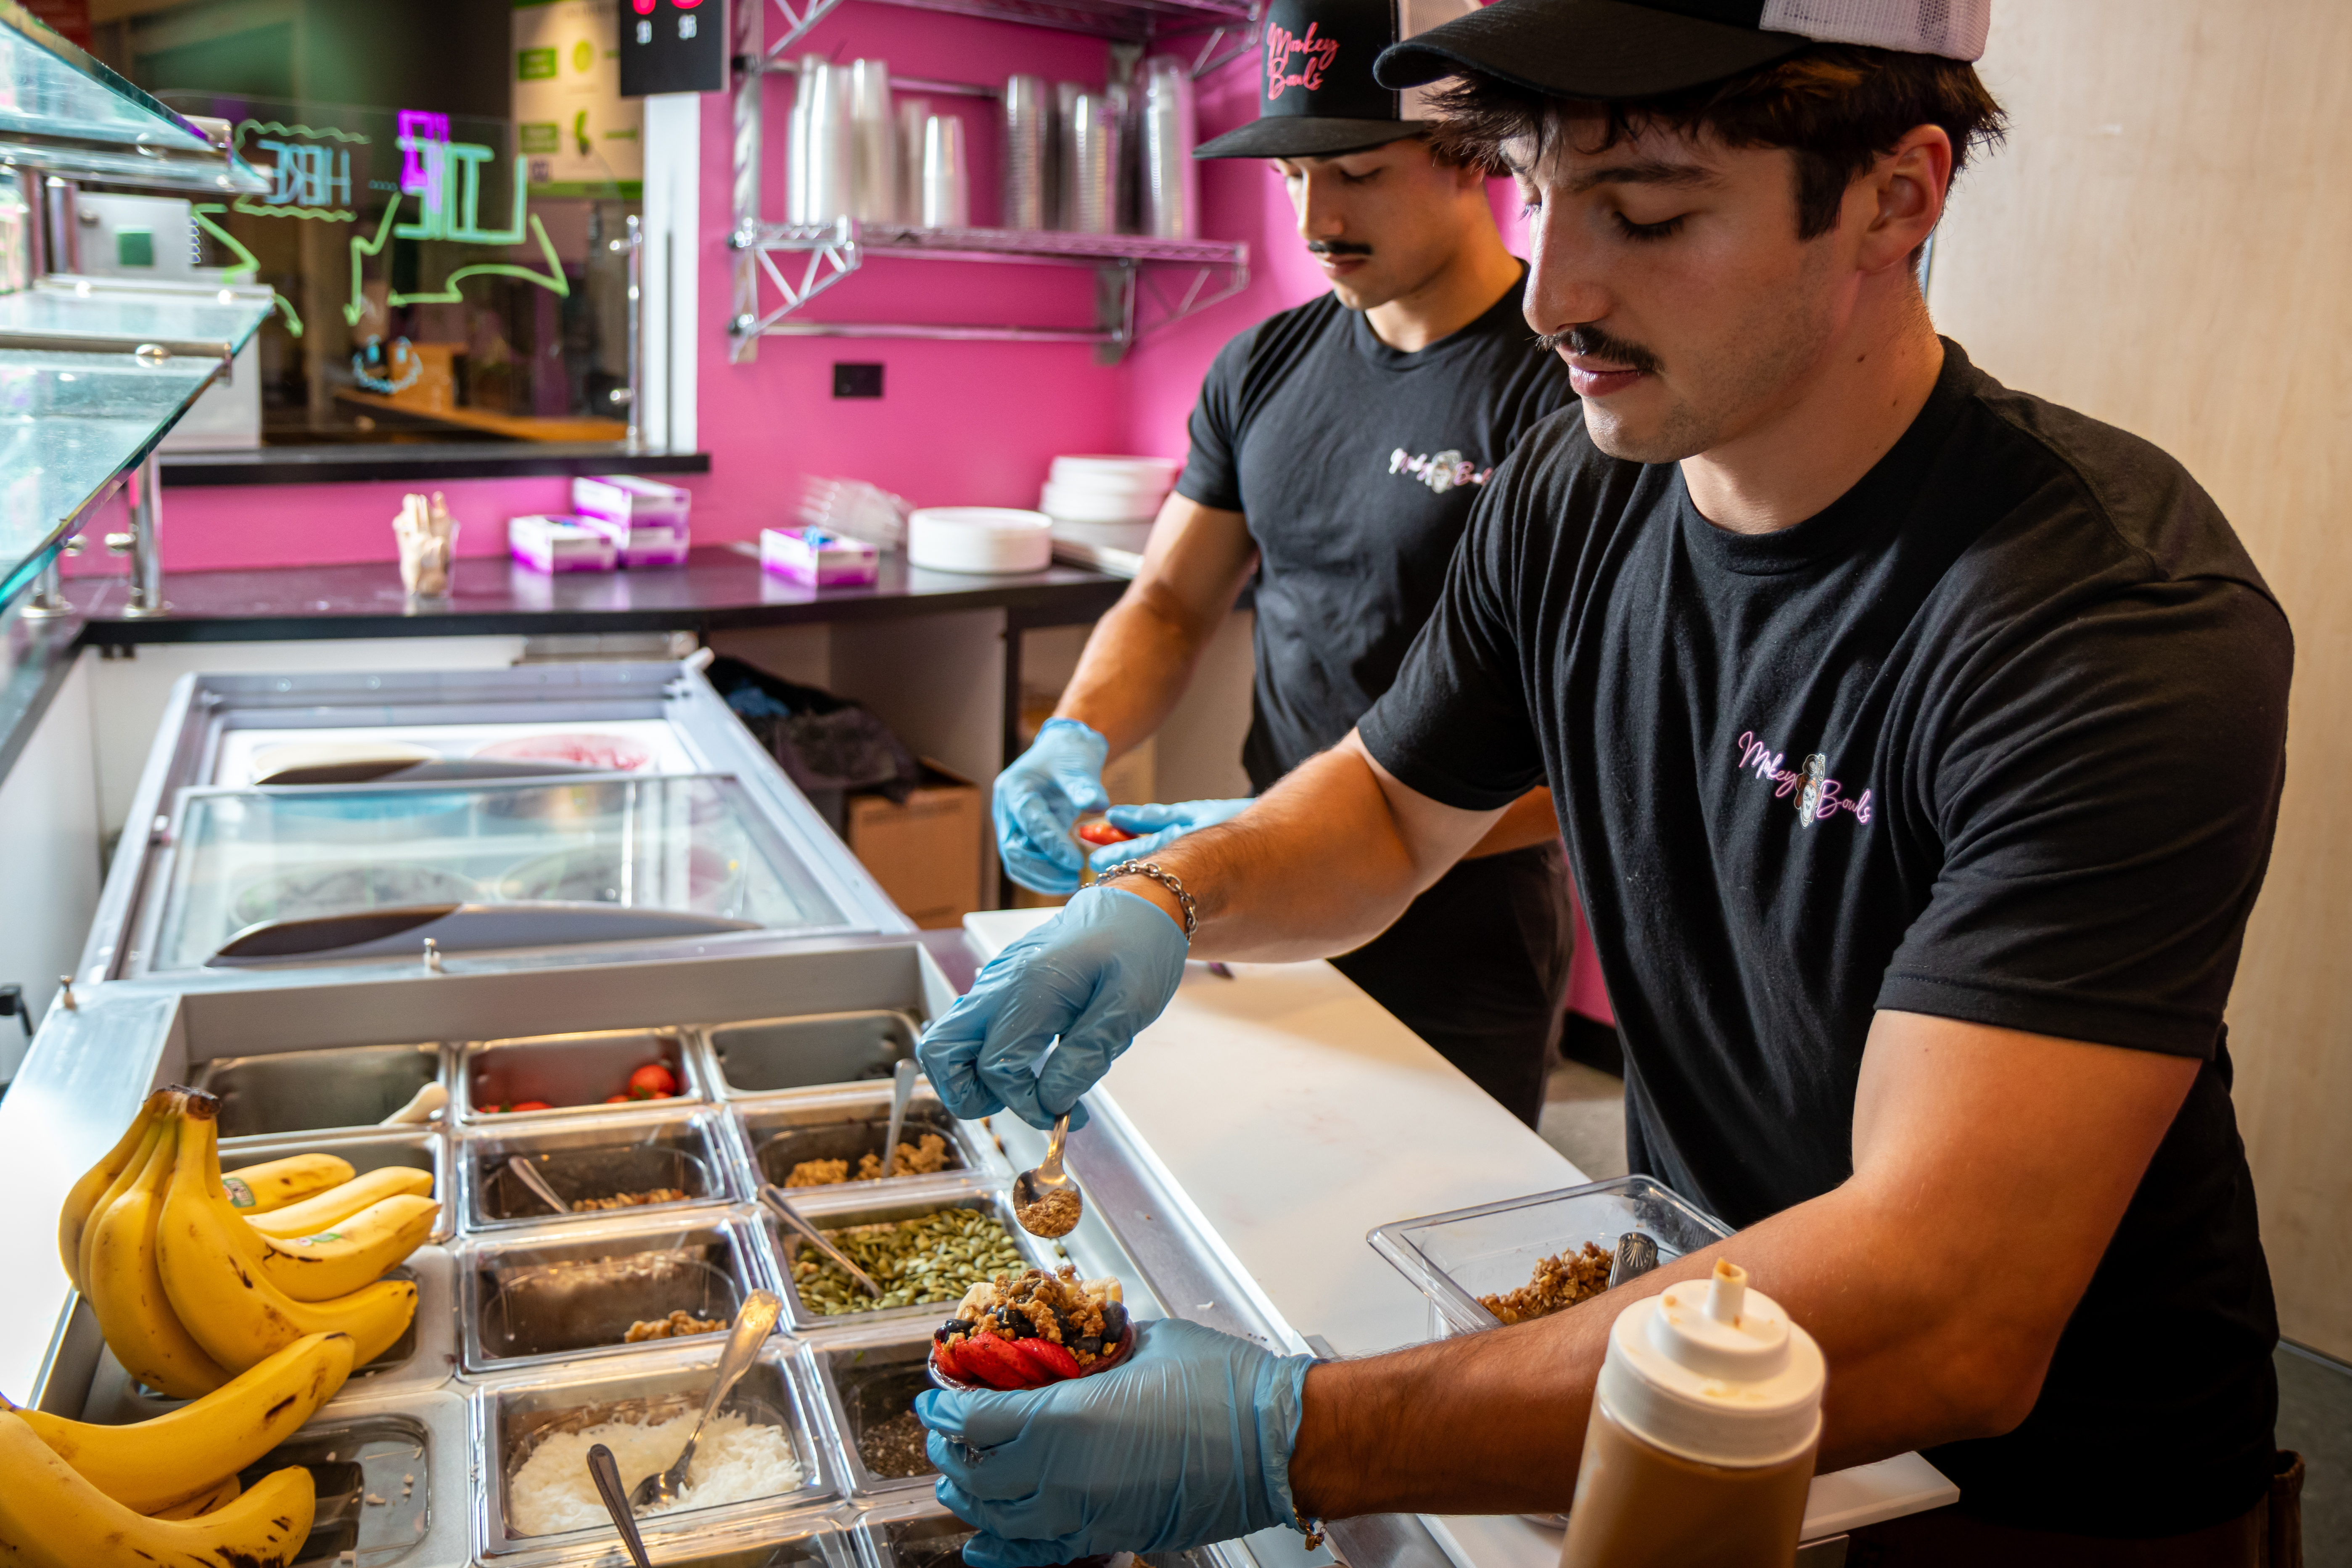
[94,9,1525,577]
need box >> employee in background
[991,0,1574,1125]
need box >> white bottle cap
[1593,1260,1826,1468]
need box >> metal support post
[123,455,167,618]
[618,213,644,450]
[20,553,69,619]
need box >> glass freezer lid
[150,773,850,972]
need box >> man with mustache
[922,0,2297,1561]
[991,0,1579,1126]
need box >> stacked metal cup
[1140,57,1198,238]
[895,97,930,226]
[1064,90,1121,234]
[1053,81,1085,229]
[848,59,896,223]
[1001,74,1051,232]
[794,59,855,225]
[920,115,969,230]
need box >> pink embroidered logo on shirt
[1389,447,1490,494]
[1734,731,1872,827]
[1266,23,1340,100]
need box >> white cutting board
[962,910,1956,1548]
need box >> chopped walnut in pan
[1477,1241,1615,1325]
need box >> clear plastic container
[1368,1175,1733,1342]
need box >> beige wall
[1927,0,2351,1359]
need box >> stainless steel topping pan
[803,1329,946,1499]
[764,1183,1071,1338]
[705,1010,923,1100]
[194,1041,450,1140]
[458,1026,708,1124]
[460,1106,747,1234]
[734,1088,1004,1193]
[469,1341,838,1561]
[459,1208,777,1376]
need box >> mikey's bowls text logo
[1734,731,1871,828]
[1266,22,1340,100]
[1390,447,1490,494]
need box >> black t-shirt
[1360,341,2289,1536]
[1176,269,1571,790]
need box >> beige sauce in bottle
[1559,1261,1824,1568]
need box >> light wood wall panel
[1927,0,2352,1359]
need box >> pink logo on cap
[1266,21,1341,101]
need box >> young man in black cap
[990,0,1578,1125]
[919,0,2298,1560]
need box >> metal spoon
[758,1183,883,1298]
[506,1155,568,1215]
[585,1443,655,1568]
[629,1289,782,1510]
[1011,1112,1083,1237]
[1609,1230,1660,1289]
[879,1056,917,1178]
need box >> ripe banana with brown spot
[0,1410,314,1568]
[1,1330,354,1514]
[217,1151,355,1215]
[156,1096,415,1373]
[56,1089,173,1295]
[81,1110,230,1399]
[224,1189,439,1302]
[244,1165,433,1240]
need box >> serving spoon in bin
[629,1289,783,1510]
[506,1156,568,1216]
[879,1057,918,1177]
[758,1184,884,1298]
[586,1444,655,1568]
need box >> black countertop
[70,543,1127,644]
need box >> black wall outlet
[832,362,885,399]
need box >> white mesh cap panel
[1398,0,1480,119]
[1757,0,1991,60]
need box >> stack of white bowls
[1039,455,1180,552]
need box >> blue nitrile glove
[994,718,1111,895]
[1087,797,1255,877]
[917,1318,1315,1568]
[917,885,1189,1130]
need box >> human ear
[1859,124,1952,275]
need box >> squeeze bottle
[1559,1260,1825,1568]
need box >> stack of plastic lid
[1039,455,1179,537]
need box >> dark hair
[1427,46,2006,241]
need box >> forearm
[1287,1184,2041,1518]
[1054,590,1220,760]
[1464,788,1560,858]
[1112,736,1483,963]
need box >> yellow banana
[156,1097,416,1373]
[217,1151,354,1215]
[1,1331,354,1514]
[76,1117,164,1304]
[56,1090,174,1295]
[246,1166,433,1239]
[230,1193,439,1302]
[82,1115,230,1400]
[0,1411,314,1568]
[149,1473,239,1520]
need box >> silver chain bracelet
[1097,859,1199,941]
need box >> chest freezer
[80,661,913,984]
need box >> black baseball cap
[1194,0,1480,160]
[1374,0,1989,102]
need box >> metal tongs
[758,1182,884,1298]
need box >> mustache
[1306,239,1373,257]
[1535,323,1661,374]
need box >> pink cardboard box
[573,475,691,568]
[509,514,618,574]
[761,526,879,586]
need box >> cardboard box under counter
[843,761,983,930]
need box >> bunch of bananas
[0,1331,351,1565]
[57,1087,431,1399]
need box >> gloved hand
[994,718,1111,894]
[1086,797,1255,877]
[917,885,1189,1130]
[918,1318,1314,1568]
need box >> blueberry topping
[1100,1301,1129,1339]
[1075,1335,1103,1356]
